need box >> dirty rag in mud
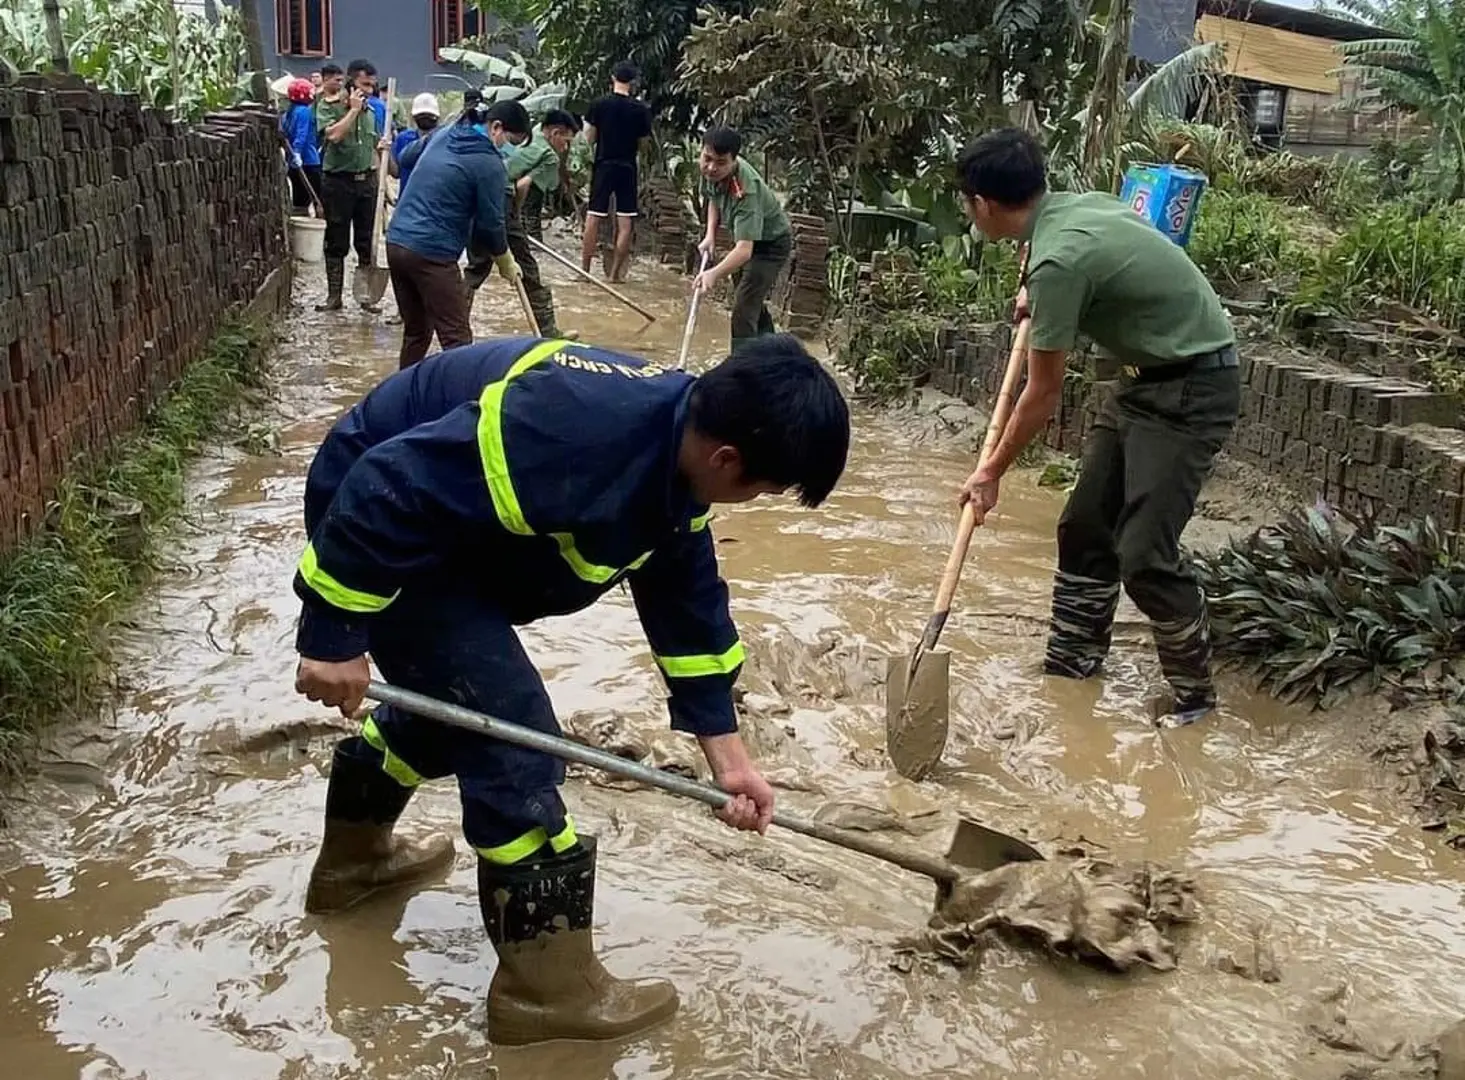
[893,854,1197,973]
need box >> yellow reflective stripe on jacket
[361,713,425,788]
[474,816,578,865]
[655,640,746,679]
[550,532,654,584]
[689,511,712,532]
[477,338,570,536]
[298,541,399,614]
[475,338,655,585]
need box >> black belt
[325,170,372,182]
[1120,344,1237,383]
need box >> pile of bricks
[0,70,290,554]
[636,177,694,268]
[776,211,828,334]
[921,321,1465,552]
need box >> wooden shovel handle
[929,316,1032,619]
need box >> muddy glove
[494,252,521,282]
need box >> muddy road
[3,236,1465,1079]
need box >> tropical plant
[1193,505,1465,708]
[0,0,254,121]
[1333,0,1465,199]
[1295,200,1465,330]
[435,46,569,114]
[1187,189,1300,289]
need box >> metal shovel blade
[352,263,390,307]
[885,649,950,781]
[946,814,1044,873]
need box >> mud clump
[893,854,1197,973]
[1322,1017,1465,1079]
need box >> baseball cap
[411,92,440,117]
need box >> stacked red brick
[926,320,1465,554]
[0,71,288,553]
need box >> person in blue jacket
[383,99,529,370]
[292,333,850,1045]
[280,78,322,215]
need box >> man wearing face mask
[291,333,851,1045]
[389,92,441,194]
[384,99,528,370]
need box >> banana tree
[1332,0,1465,201]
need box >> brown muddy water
[3,232,1465,1079]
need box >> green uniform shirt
[1024,191,1234,367]
[703,159,790,244]
[506,130,561,194]
[315,96,377,175]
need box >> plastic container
[1118,163,1208,248]
[288,215,325,263]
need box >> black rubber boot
[304,736,454,913]
[1042,570,1121,679]
[1148,597,1219,727]
[478,836,679,1045]
[316,258,344,312]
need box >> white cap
[411,92,440,117]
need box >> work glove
[289,151,303,170]
[494,252,521,282]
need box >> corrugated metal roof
[1196,13,1344,94]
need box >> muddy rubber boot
[479,836,679,1045]
[1148,598,1218,728]
[1042,570,1121,679]
[316,258,345,312]
[304,737,455,914]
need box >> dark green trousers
[1044,359,1241,710]
[465,187,558,336]
[730,233,792,349]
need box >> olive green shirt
[1024,191,1234,367]
[506,130,561,194]
[315,96,377,175]
[703,159,790,244]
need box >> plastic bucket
[288,216,326,263]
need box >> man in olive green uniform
[466,109,580,337]
[955,128,1239,727]
[315,62,383,311]
[694,126,792,349]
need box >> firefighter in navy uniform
[290,333,850,1046]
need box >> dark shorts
[588,161,638,217]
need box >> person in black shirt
[580,61,653,283]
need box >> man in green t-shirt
[465,109,580,338]
[693,126,792,350]
[954,127,1240,728]
[314,61,386,311]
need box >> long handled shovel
[677,250,711,368]
[352,77,396,310]
[364,681,1042,892]
[884,316,1032,782]
[511,274,542,336]
[526,234,656,324]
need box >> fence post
[42,0,68,73]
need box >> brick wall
[924,323,1465,552]
[0,71,290,554]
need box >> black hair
[483,99,532,134]
[319,62,342,77]
[702,125,741,158]
[346,58,376,77]
[955,127,1047,207]
[542,108,580,132]
[612,61,639,85]
[689,334,850,508]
